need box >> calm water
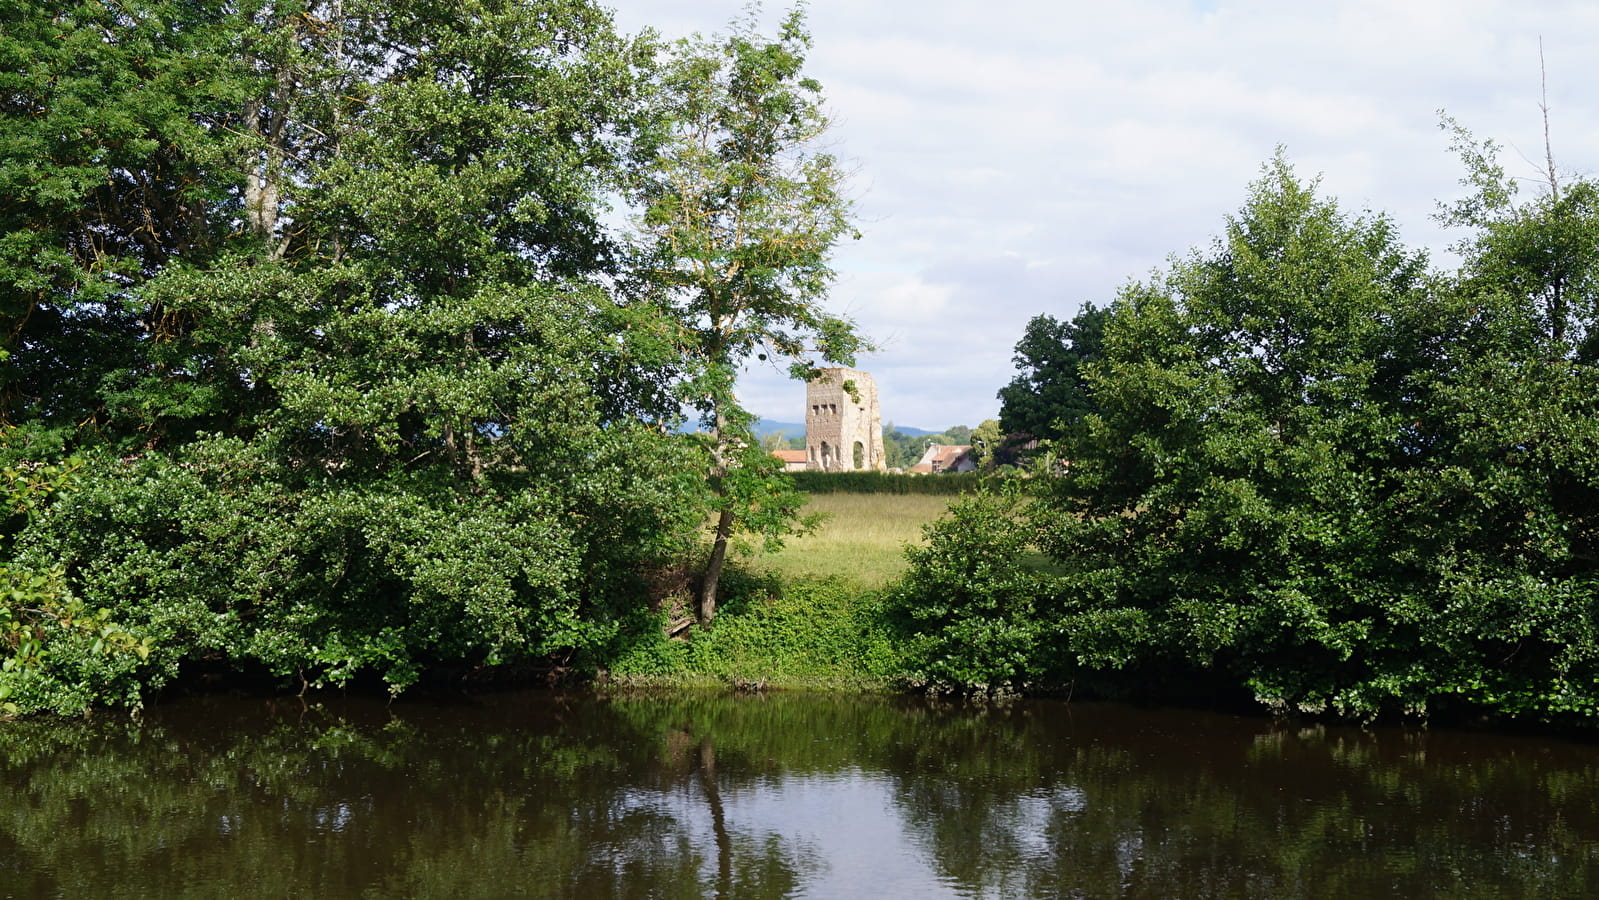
[5,690,1599,898]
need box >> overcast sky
[605,0,1599,431]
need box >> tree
[901,154,1465,708]
[1437,114,1599,356]
[8,0,712,703]
[970,419,1003,470]
[929,150,1599,720]
[996,303,1110,443]
[633,6,860,625]
[0,0,256,431]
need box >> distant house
[771,449,809,472]
[909,444,976,474]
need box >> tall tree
[1038,156,1441,709]
[0,0,257,430]
[1437,114,1599,356]
[633,6,860,625]
[901,155,1463,707]
[9,0,710,707]
[899,150,1599,720]
[996,303,1109,443]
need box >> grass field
[736,493,954,589]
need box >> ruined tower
[804,368,885,472]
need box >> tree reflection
[4,693,1599,897]
[878,704,1599,897]
[0,693,818,899]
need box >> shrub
[2,439,152,717]
[883,484,1053,692]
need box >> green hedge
[789,470,983,495]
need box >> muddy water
[4,690,1599,898]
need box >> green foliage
[603,571,902,687]
[18,429,702,698]
[883,484,1052,692]
[1033,154,1443,716]
[5,0,666,447]
[899,149,1599,724]
[1438,114,1599,354]
[970,418,1004,470]
[715,441,815,554]
[2,0,709,711]
[0,0,250,428]
[0,568,152,717]
[631,5,861,623]
[2,436,151,717]
[684,575,901,684]
[996,303,1111,442]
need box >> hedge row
[788,470,984,495]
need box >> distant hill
[751,418,805,440]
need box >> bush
[882,484,1053,693]
[14,432,702,705]
[2,439,152,717]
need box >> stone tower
[804,367,885,471]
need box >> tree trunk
[243,53,292,251]
[698,737,733,898]
[698,408,735,626]
[699,506,734,625]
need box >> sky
[604,0,1599,431]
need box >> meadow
[737,493,954,588]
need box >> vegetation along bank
[4,0,1599,730]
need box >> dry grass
[736,493,954,589]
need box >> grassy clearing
[605,493,952,689]
[737,493,953,589]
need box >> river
[4,689,1598,898]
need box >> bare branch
[1540,36,1560,200]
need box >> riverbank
[602,572,906,691]
[13,483,1599,734]
[594,493,951,691]
[1,490,948,719]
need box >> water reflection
[4,692,1599,897]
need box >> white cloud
[609,0,1599,428]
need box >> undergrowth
[601,568,904,690]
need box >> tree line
[0,0,857,716]
[896,135,1599,724]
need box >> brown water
[4,690,1599,898]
